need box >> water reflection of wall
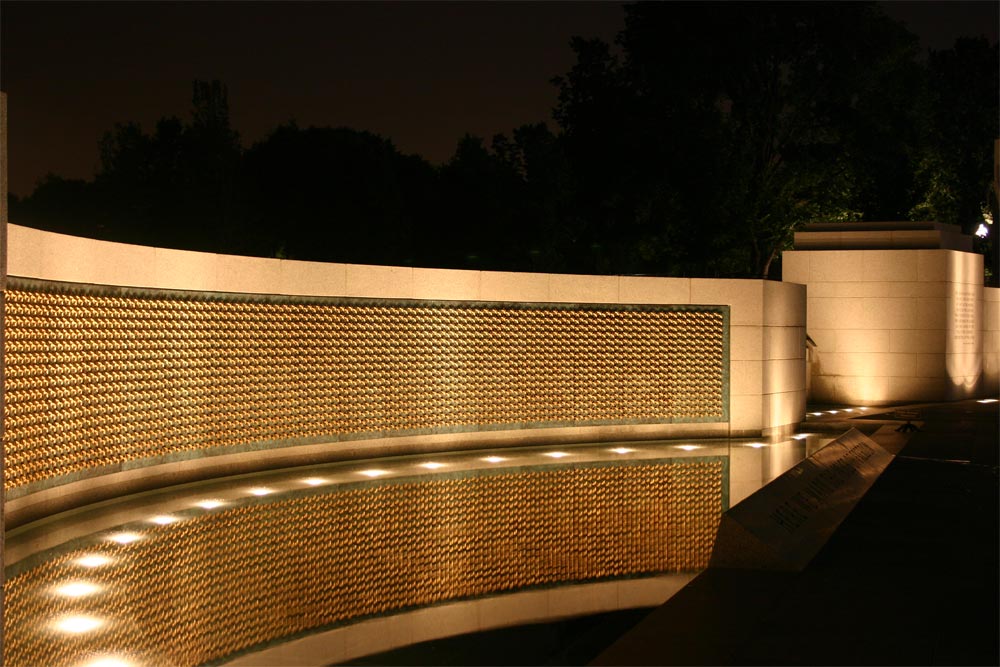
[728,435,831,507]
[3,456,726,667]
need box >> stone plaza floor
[355,399,999,666]
[593,398,999,666]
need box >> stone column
[1,89,8,653]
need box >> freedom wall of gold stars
[3,278,728,494]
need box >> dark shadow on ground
[337,607,653,666]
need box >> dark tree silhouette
[7,11,996,280]
[240,122,435,266]
[553,2,926,278]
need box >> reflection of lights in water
[54,581,101,598]
[196,499,225,510]
[78,657,133,667]
[149,515,178,525]
[481,456,507,463]
[107,532,141,545]
[75,554,113,568]
[609,447,636,454]
[543,451,570,458]
[52,614,104,634]
[301,477,327,486]
[675,445,702,451]
[248,487,274,496]
[358,469,389,478]
[978,398,998,404]
[418,462,446,470]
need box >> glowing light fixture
[75,554,112,568]
[79,657,133,667]
[248,487,274,496]
[301,477,328,486]
[810,412,823,416]
[54,581,102,598]
[196,499,225,510]
[53,614,104,634]
[975,223,989,238]
[746,442,767,449]
[358,469,389,478]
[828,410,839,414]
[543,451,570,458]
[791,433,810,440]
[481,456,507,463]
[418,462,446,470]
[609,447,636,454]
[107,532,141,545]
[149,515,178,525]
[978,398,998,404]
[676,445,702,451]
[843,408,854,413]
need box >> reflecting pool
[4,431,838,667]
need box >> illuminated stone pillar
[783,222,986,405]
[1,89,7,654]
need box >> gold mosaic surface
[3,282,726,491]
[3,459,725,667]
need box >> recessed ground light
[149,515,178,526]
[418,462,446,470]
[481,456,507,463]
[75,554,112,569]
[52,614,104,634]
[79,657,133,667]
[54,581,102,598]
[107,532,140,545]
[195,499,225,510]
[301,477,328,486]
[609,447,636,454]
[828,410,839,414]
[543,451,570,458]
[248,487,274,496]
[358,469,389,478]
[843,408,854,412]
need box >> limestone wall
[2,224,807,515]
[784,247,987,405]
[984,286,1000,394]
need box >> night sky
[2,0,997,198]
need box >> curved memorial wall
[2,224,807,523]
[0,223,806,666]
[3,279,726,495]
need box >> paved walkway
[593,399,999,666]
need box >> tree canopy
[9,3,998,281]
